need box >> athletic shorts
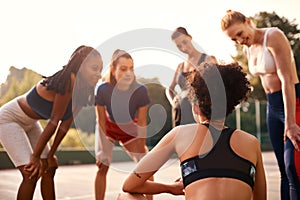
[94,114,140,165]
[0,98,49,167]
[105,114,138,144]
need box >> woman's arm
[252,140,267,200]
[269,29,300,150]
[95,105,112,166]
[25,78,74,177]
[37,91,73,152]
[96,105,107,137]
[136,105,148,141]
[47,116,74,158]
[122,129,184,195]
[166,63,182,105]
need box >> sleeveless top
[26,86,73,120]
[180,124,256,189]
[177,53,207,90]
[247,28,276,76]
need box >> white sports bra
[247,28,276,76]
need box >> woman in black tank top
[166,27,218,127]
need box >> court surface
[0,151,280,200]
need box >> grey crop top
[26,86,73,120]
[180,124,256,189]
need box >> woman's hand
[284,124,300,151]
[24,154,41,179]
[169,177,184,195]
[173,95,180,105]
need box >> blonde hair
[221,10,247,31]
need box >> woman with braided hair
[0,45,103,200]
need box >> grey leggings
[0,98,49,167]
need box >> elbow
[49,117,61,127]
[122,180,136,193]
[122,185,130,193]
[46,119,61,131]
[122,185,133,194]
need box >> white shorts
[0,98,50,167]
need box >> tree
[138,77,173,146]
[232,11,300,100]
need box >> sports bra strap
[198,53,207,65]
[263,28,272,48]
[201,123,209,128]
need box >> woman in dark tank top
[166,27,218,127]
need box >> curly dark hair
[187,62,251,120]
[41,45,102,106]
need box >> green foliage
[72,106,96,134]
[143,81,173,146]
[58,128,95,150]
[225,100,271,149]
[225,100,267,134]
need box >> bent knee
[97,163,109,175]
[18,166,39,183]
[42,166,57,178]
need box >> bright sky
[0,0,299,86]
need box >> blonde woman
[221,10,300,199]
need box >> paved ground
[0,151,279,200]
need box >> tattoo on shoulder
[133,171,141,178]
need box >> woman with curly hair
[120,63,266,200]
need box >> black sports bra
[180,124,256,189]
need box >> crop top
[180,124,256,189]
[26,86,73,120]
[247,28,276,76]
